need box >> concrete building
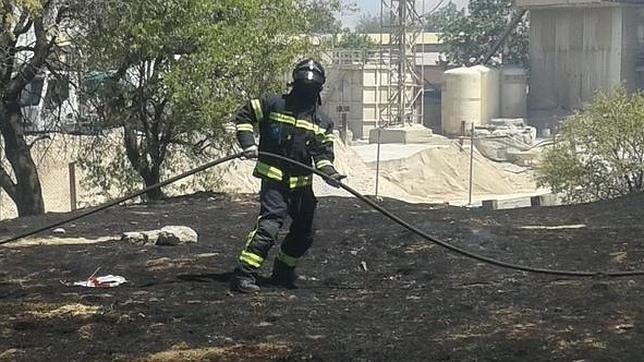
[320,33,445,140]
[516,0,644,127]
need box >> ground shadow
[177,272,233,284]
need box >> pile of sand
[214,139,540,204]
[214,140,424,202]
[374,143,539,202]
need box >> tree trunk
[0,103,45,216]
[142,169,163,201]
[123,124,165,201]
[141,144,165,201]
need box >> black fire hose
[2,151,644,278]
[0,153,242,246]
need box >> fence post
[459,120,466,147]
[69,162,77,211]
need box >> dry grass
[137,342,291,362]
[26,303,102,319]
[4,236,114,248]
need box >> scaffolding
[379,0,424,127]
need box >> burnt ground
[0,191,643,361]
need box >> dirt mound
[376,143,539,202]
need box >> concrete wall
[417,65,448,88]
[322,65,378,140]
[621,8,644,91]
[528,6,644,112]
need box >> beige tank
[441,67,483,136]
[500,66,528,118]
[471,65,501,124]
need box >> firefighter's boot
[230,269,261,293]
[270,258,298,289]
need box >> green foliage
[304,0,343,34]
[79,0,317,199]
[77,132,144,200]
[355,13,382,34]
[427,0,528,66]
[537,87,644,204]
[334,28,375,49]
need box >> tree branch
[14,46,36,52]
[13,11,33,37]
[27,134,52,149]
[0,165,17,201]
[7,15,57,99]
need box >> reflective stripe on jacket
[234,93,336,189]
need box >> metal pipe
[482,10,528,65]
[468,122,475,206]
[375,127,382,197]
[420,0,426,127]
[399,1,407,124]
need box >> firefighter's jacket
[234,93,337,189]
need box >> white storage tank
[472,65,501,124]
[500,66,528,118]
[441,67,483,135]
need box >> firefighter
[230,58,346,293]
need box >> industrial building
[321,0,644,141]
[517,0,644,127]
[320,33,444,140]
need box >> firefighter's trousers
[237,179,317,276]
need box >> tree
[537,87,644,204]
[427,0,528,67]
[334,28,375,49]
[304,0,343,34]
[0,0,80,216]
[78,0,319,201]
[355,13,382,34]
[357,11,438,34]
[424,16,439,33]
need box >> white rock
[156,226,198,246]
[122,226,198,246]
[121,232,147,245]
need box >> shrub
[537,87,644,203]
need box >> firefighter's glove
[324,170,347,188]
[241,145,259,159]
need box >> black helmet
[292,58,326,89]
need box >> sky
[339,0,468,28]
